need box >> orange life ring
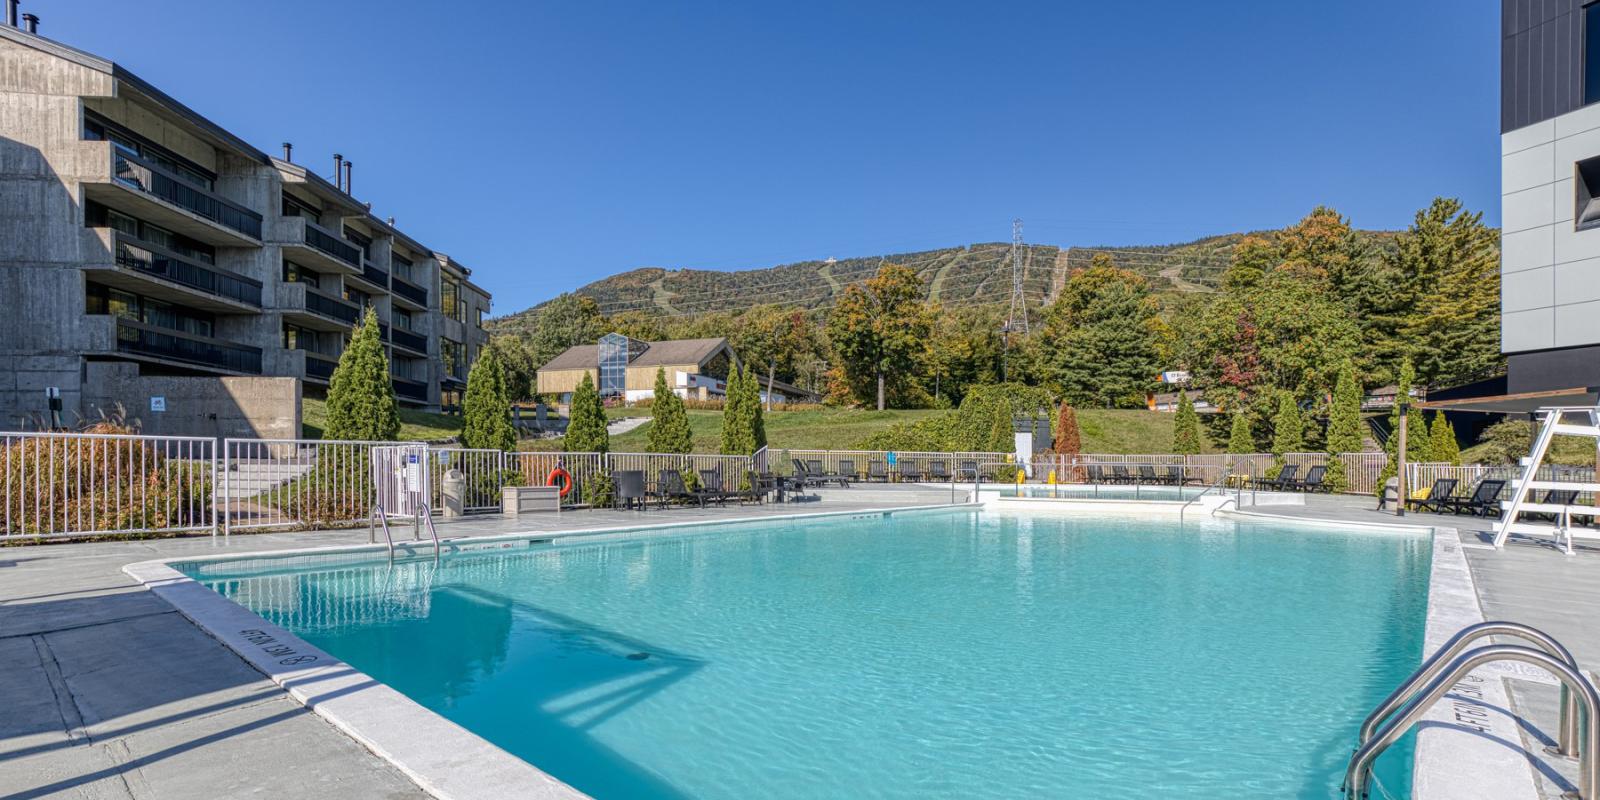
[546,467,573,498]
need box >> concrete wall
[81,362,300,439]
[1501,103,1600,354]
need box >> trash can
[441,468,466,518]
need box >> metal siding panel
[1519,29,1533,129]
[1506,35,1516,132]
[1545,21,1558,121]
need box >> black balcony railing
[391,277,427,306]
[113,233,262,306]
[360,260,389,287]
[303,289,360,325]
[391,328,428,353]
[303,352,338,381]
[112,151,262,239]
[393,377,429,401]
[300,221,361,267]
[115,318,262,373]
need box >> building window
[395,308,414,331]
[1588,4,1600,106]
[83,112,215,191]
[598,332,645,398]
[343,226,373,261]
[344,286,372,310]
[281,192,321,223]
[476,307,485,328]
[283,260,320,289]
[86,282,214,336]
[392,253,414,282]
[441,338,463,379]
[1579,155,1600,231]
[86,202,216,264]
[442,277,463,322]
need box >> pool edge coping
[121,502,975,800]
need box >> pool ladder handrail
[367,503,441,559]
[1343,641,1600,800]
[1179,464,1240,522]
[1357,621,1581,753]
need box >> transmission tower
[1005,218,1030,335]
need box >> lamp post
[1396,400,1409,517]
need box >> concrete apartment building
[1494,1,1600,402]
[0,17,490,434]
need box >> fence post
[210,438,220,540]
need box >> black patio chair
[1442,479,1506,518]
[613,470,647,511]
[1163,465,1185,485]
[650,469,697,507]
[958,459,980,480]
[868,460,890,482]
[1086,465,1107,484]
[697,469,737,505]
[1255,464,1299,491]
[789,459,823,488]
[1525,488,1585,523]
[1137,465,1161,484]
[927,461,951,481]
[900,460,926,482]
[1108,465,1133,484]
[838,459,859,484]
[1406,478,1458,513]
[1293,464,1329,493]
[806,459,850,487]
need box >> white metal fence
[221,438,420,533]
[2,431,216,540]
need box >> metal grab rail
[1358,621,1580,755]
[420,504,441,557]
[368,505,395,558]
[1179,467,1238,522]
[1343,644,1600,800]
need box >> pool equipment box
[503,485,562,516]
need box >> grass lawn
[301,397,463,442]
[519,405,1213,454]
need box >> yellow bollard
[1047,469,1058,485]
[1015,468,1026,485]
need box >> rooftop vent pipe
[6,0,18,28]
[282,142,293,162]
[343,160,352,195]
[21,12,36,33]
[332,154,343,190]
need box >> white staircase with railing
[1493,406,1600,554]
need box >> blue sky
[48,0,1500,314]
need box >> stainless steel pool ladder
[367,503,441,559]
[1343,622,1599,799]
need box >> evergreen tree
[745,365,767,452]
[1171,391,1202,455]
[324,308,400,441]
[719,368,745,455]
[1041,257,1160,407]
[1227,410,1255,455]
[1429,413,1462,465]
[1270,392,1304,476]
[564,372,609,454]
[1054,402,1083,480]
[646,367,693,454]
[1324,359,1363,490]
[527,293,607,369]
[461,343,516,451]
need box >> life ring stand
[547,467,573,498]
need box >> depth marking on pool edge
[239,628,320,667]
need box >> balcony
[274,217,362,274]
[348,259,389,291]
[302,351,339,383]
[112,318,262,374]
[278,283,361,331]
[390,276,428,309]
[86,229,262,312]
[391,327,428,355]
[393,377,430,403]
[82,143,263,247]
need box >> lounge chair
[806,459,851,487]
[1109,465,1134,484]
[1442,479,1506,518]
[1526,489,1584,523]
[958,459,980,480]
[900,461,926,482]
[613,470,647,511]
[927,461,951,481]
[838,459,859,484]
[698,469,737,505]
[789,459,824,488]
[1255,464,1299,491]
[868,460,890,483]
[1163,465,1185,486]
[650,469,697,507]
[1405,478,1458,513]
[1292,465,1328,493]
[1137,465,1161,484]
[1086,465,1107,484]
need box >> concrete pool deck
[0,486,956,799]
[5,486,1600,799]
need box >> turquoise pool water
[182,509,1430,799]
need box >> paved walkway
[0,487,956,799]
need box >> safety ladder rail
[368,504,395,558]
[1343,644,1600,800]
[1495,406,1600,549]
[1358,621,1580,754]
[1179,461,1251,522]
[419,504,441,556]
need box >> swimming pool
[995,483,1213,500]
[179,508,1430,799]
